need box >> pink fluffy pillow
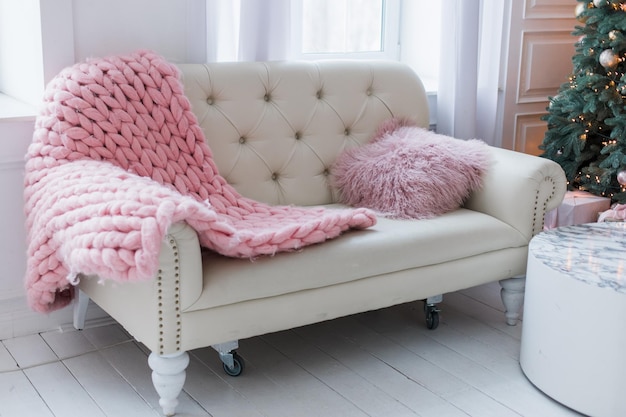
[332,118,491,219]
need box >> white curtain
[436,0,505,146]
[204,0,505,144]
[206,0,291,62]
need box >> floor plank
[263,329,419,417]
[295,319,466,416]
[326,309,510,416]
[372,303,523,381]
[296,319,445,410]
[341,311,471,398]
[459,281,506,313]
[195,338,369,417]
[0,283,583,417]
[245,337,369,417]
[358,308,528,414]
[183,352,263,417]
[79,324,132,349]
[99,341,209,417]
[434,300,522,359]
[0,341,18,372]
[441,291,521,339]
[2,333,58,369]
[486,381,583,417]
[0,370,55,417]
[443,388,523,417]
[40,328,96,359]
[63,351,160,417]
[24,361,107,417]
[356,301,582,417]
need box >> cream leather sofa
[73,60,566,416]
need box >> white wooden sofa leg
[148,351,190,416]
[73,289,89,330]
[499,275,526,326]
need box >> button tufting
[239,137,246,144]
[344,128,350,135]
[264,94,270,102]
[316,90,323,99]
[323,168,330,176]
[207,97,214,105]
[295,132,301,140]
[271,173,278,181]
[366,89,372,96]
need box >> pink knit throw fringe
[24,50,376,313]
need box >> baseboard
[0,296,112,340]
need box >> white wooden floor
[0,282,583,417]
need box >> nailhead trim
[157,237,182,355]
[532,177,558,236]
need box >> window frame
[289,0,401,61]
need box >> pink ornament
[617,170,626,185]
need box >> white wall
[0,0,208,339]
[72,0,207,64]
[0,119,31,310]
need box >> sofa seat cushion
[186,207,527,312]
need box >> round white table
[520,222,626,417]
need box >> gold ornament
[599,49,621,69]
[575,2,588,22]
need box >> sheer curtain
[206,0,291,62]
[436,0,505,146]
[204,0,505,145]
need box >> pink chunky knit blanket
[24,50,376,313]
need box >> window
[0,0,73,115]
[290,0,440,94]
[0,0,44,106]
[291,0,400,60]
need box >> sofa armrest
[464,147,567,241]
[77,221,203,354]
[162,222,204,312]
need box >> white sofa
[72,60,567,415]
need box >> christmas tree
[540,0,626,203]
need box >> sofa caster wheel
[424,303,440,330]
[423,295,442,330]
[222,352,245,377]
[426,309,439,329]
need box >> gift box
[544,190,611,230]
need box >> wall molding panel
[514,112,548,155]
[518,30,576,104]
[525,0,577,19]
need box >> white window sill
[419,76,437,96]
[0,94,38,122]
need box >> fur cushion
[332,118,491,219]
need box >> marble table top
[530,222,626,294]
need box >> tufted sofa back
[178,60,429,206]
